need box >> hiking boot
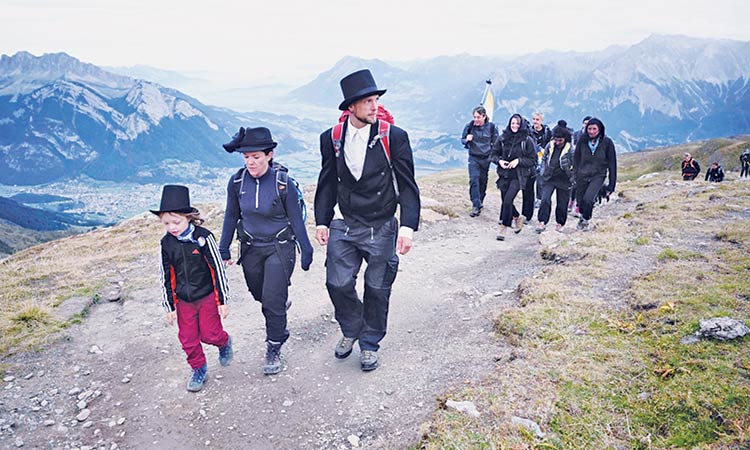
[218,335,233,367]
[263,341,282,375]
[334,336,357,359]
[496,225,507,241]
[469,207,481,217]
[360,350,379,372]
[187,363,208,392]
[514,216,524,234]
[574,206,581,218]
[577,218,589,231]
[567,200,575,213]
[535,222,546,234]
[555,223,564,232]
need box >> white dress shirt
[344,119,370,181]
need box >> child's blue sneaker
[187,363,208,392]
[219,335,233,367]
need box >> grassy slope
[415,137,750,449]
[0,218,78,257]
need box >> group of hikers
[461,111,617,238]
[150,67,749,393]
[682,148,750,182]
[153,69,419,391]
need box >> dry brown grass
[0,203,231,356]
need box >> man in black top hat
[314,69,421,372]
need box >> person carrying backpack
[461,105,498,217]
[705,161,725,182]
[740,148,750,178]
[219,126,313,376]
[681,152,701,181]
[314,69,421,372]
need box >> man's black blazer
[314,120,420,231]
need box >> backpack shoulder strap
[233,168,246,199]
[275,168,288,202]
[378,119,391,165]
[274,168,292,220]
[331,122,345,157]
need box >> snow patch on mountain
[31,80,119,127]
[498,97,530,114]
[123,81,218,133]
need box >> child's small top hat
[150,185,198,216]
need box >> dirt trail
[0,187,552,450]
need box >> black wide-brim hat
[338,69,387,111]
[150,185,199,216]
[222,126,278,153]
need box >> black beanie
[557,119,567,129]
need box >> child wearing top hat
[151,184,233,392]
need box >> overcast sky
[2,0,750,85]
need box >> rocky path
[0,190,546,450]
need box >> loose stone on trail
[445,399,480,418]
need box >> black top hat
[150,185,198,216]
[222,127,278,153]
[338,69,387,111]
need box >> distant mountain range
[292,35,750,155]
[0,52,320,185]
[2,34,750,186]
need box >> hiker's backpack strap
[275,168,289,206]
[378,119,391,165]
[375,119,399,198]
[233,168,247,200]
[331,122,344,158]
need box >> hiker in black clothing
[536,124,574,233]
[705,161,725,182]
[219,127,313,376]
[681,152,701,181]
[314,69,421,372]
[530,112,552,208]
[490,113,537,240]
[570,115,591,215]
[572,117,617,231]
[740,148,750,178]
[461,106,498,217]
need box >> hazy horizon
[3,0,750,86]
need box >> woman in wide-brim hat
[218,126,313,376]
